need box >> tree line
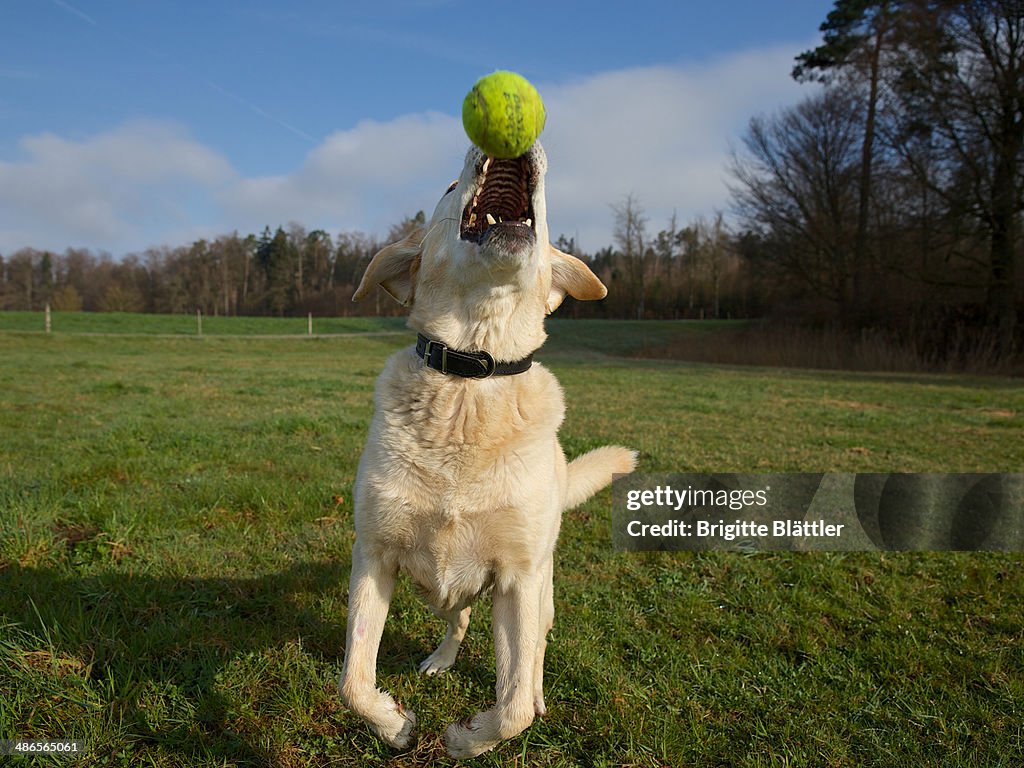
[584,0,1022,361]
[731,0,1023,358]
[0,211,743,322]
[0,217,421,320]
[1,0,1020,359]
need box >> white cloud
[0,46,809,255]
[537,46,808,251]
[222,112,466,237]
[0,120,233,253]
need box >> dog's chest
[375,356,563,471]
[399,511,504,610]
[360,355,566,608]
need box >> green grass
[1,315,1022,767]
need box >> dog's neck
[409,285,547,363]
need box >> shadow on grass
[1,559,426,764]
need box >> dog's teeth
[469,213,477,227]
[486,213,496,226]
[482,157,491,174]
[525,218,532,227]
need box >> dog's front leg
[444,572,542,758]
[338,542,416,749]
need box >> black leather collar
[415,333,533,379]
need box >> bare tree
[612,194,649,319]
[891,0,1024,353]
[795,1,911,315]
[730,89,863,312]
[704,213,730,319]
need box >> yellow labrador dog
[340,141,636,758]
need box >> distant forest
[2,1,1022,362]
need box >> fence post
[197,309,202,337]
[45,303,51,334]
[308,313,313,336]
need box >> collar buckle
[422,338,449,374]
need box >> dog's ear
[546,245,607,314]
[353,229,425,306]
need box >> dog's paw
[533,694,547,717]
[418,646,458,676]
[372,699,417,750]
[444,715,498,759]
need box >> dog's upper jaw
[457,144,547,262]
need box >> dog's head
[353,142,607,361]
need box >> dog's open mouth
[459,155,536,247]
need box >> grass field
[1,313,1022,767]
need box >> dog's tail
[564,446,638,510]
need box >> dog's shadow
[1,557,426,763]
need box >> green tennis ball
[462,71,546,159]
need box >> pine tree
[795,1,904,321]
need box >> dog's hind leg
[338,542,416,749]
[419,605,471,675]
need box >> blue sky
[2,0,833,256]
